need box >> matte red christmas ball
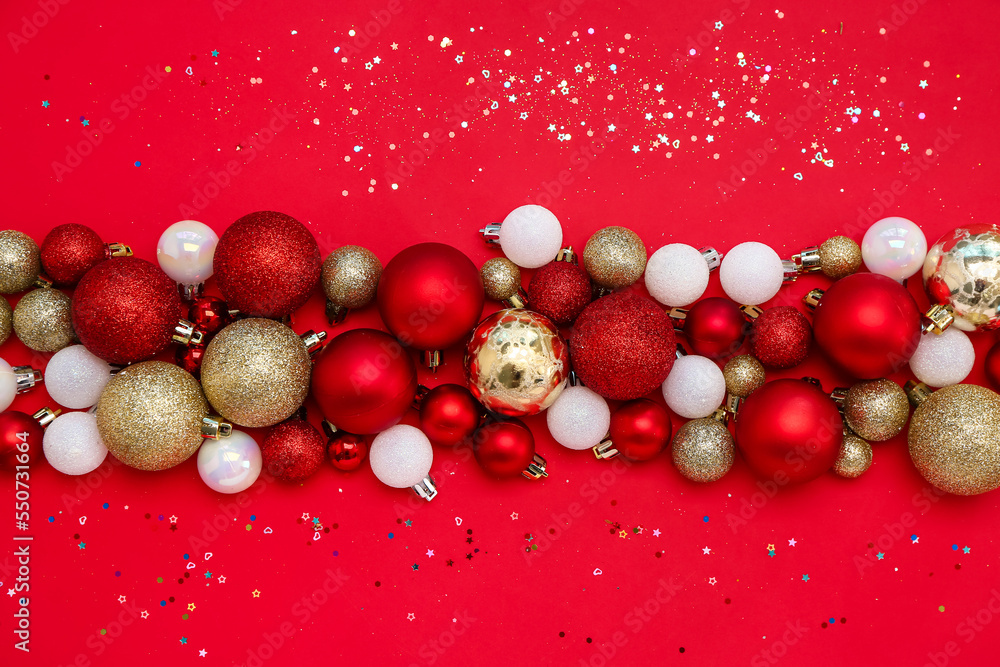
[327,431,368,472]
[986,340,1000,391]
[750,306,812,369]
[570,291,676,400]
[473,418,536,478]
[0,410,44,471]
[40,223,108,286]
[419,384,482,447]
[735,379,842,484]
[610,398,672,461]
[812,273,922,379]
[214,211,321,318]
[261,419,326,482]
[684,297,747,359]
[311,328,418,434]
[72,257,183,364]
[527,260,592,325]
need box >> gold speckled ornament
[0,296,11,345]
[200,318,312,428]
[0,230,41,294]
[480,258,522,301]
[96,361,208,471]
[13,288,75,352]
[723,355,765,398]
[818,236,862,279]
[582,226,647,289]
[908,384,1000,495]
[834,431,873,478]
[844,378,910,441]
[671,418,734,483]
[321,245,382,309]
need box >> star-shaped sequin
[802,574,810,582]
[653,529,661,537]
[708,577,717,585]
[252,589,260,597]
[187,603,196,611]
[876,552,885,560]
[510,512,519,520]
[211,50,219,57]
[118,595,126,603]
[218,575,226,583]
[140,610,149,619]
[702,546,711,555]
[407,613,415,621]
[426,549,434,557]
[919,80,928,88]
[788,538,797,547]
[963,546,971,554]
[180,637,188,645]
[42,100,50,108]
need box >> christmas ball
[473,418,536,478]
[671,417,734,483]
[40,223,106,286]
[498,205,563,269]
[214,211,321,318]
[833,432,872,478]
[909,327,975,388]
[96,361,208,471]
[197,430,262,494]
[719,241,783,305]
[156,220,219,287]
[527,260,591,325]
[570,291,675,400]
[322,245,382,309]
[419,384,482,447]
[0,230,41,294]
[261,419,326,482]
[819,236,862,279]
[583,226,647,289]
[0,296,10,345]
[546,385,611,451]
[72,257,183,364]
[0,360,18,412]
[923,225,1000,331]
[735,379,843,484]
[749,306,812,369]
[328,431,368,472]
[843,379,910,442]
[13,287,74,352]
[42,411,107,476]
[188,296,233,336]
[645,243,710,307]
[812,272,922,379]
[0,410,44,470]
[480,258,522,302]
[610,398,672,461]
[312,328,417,434]
[908,384,1000,495]
[44,344,113,409]
[176,344,206,377]
[662,355,726,419]
[862,216,927,281]
[369,424,433,488]
[723,355,766,398]
[985,340,1000,391]
[200,318,312,428]
[684,297,747,359]
[465,309,569,416]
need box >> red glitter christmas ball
[214,211,321,318]
[0,410,44,471]
[527,261,592,325]
[750,306,812,369]
[40,223,107,286]
[327,431,368,472]
[570,291,676,400]
[684,297,748,359]
[261,419,326,483]
[72,257,183,364]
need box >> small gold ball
[480,258,522,301]
[0,297,11,346]
[0,230,41,294]
[13,288,75,352]
[834,431,873,478]
[321,245,382,309]
[819,236,862,279]
[671,417,734,483]
[583,226,647,289]
[723,355,766,398]
[844,378,910,441]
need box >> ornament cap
[699,246,723,271]
[421,349,442,372]
[905,380,933,407]
[179,283,204,302]
[32,406,61,428]
[801,376,823,390]
[781,259,799,283]
[522,453,549,480]
[34,276,53,289]
[802,288,825,311]
[12,366,42,393]
[413,476,438,501]
[325,301,348,326]
[739,304,763,320]
[922,304,955,335]
[173,319,205,346]
[321,419,339,439]
[556,246,577,264]
[504,288,529,310]
[301,330,329,356]
[592,438,619,460]
[201,415,233,439]
[412,384,430,410]
[668,307,688,330]
[105,242,133,258]
[675,343,689,359]
[830,386,850,410]
[568,370,580,387]
[479,223,502,246]
[792,246,822,273]
[710,407,730,425]
[591,284,614,298]
[725,393,743,415]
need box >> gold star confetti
[252,590,260,598]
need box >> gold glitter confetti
[833,431,872,478]
[818,236,862,279]
[723,355,765,398]
[321,245,382,309]
[671,417,733,483]
[12,288,75,352]
[0,230,41,294]
[844,378,909,441]
[479,257,522,301]
[583,226,647,289]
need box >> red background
[3,1,999,665]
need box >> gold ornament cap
[922,304,954,335]
[802,288,824,311]
[522,453,549,480]
[556,246,578,264]
[201,414,233,439]
[173,319,205,346]
[904,380,933,407]
[32,406,61,428]
[105,242,133,258]
[593,438,618,460]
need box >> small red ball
[261,419,326,482]
[40,223,107,286]
[72,257,183,364]
[327,432,368,472]
[188,296,233,336]
[175,344,206,377]
[570,291,676,400]
[214,211,321,318]
[419,384,482,447]
[750,306,812,369]
[0,411,44,471]
[527,261,592,325]
[473,418,536,478]
[610,399,672,461]
[986,340,1000,391]
[684,297,747,359]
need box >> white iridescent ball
[197,430,262,494]
[909,327,975,387]
[645,243,710,307]
[42,411,108,476]
[662,355,726,419]
[719,241,783,305]
[498,205,564,269]
[862,216,927,281]
[44,344,113,409]
[546,385,611,450]
[0,359,17,412]
[370,424,433,488]
[156,220,219,286]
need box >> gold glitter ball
[321,245,382,309]
[723,355,765,398]
[96,361,208,471]
[200,318,312,428]
[844,378,910,442]
[834,431,873,478]
[13,288,75,352]
[0,296,11,346]
[671,417,734,483]
[0,230,41,294]
[480,257,522,301]
[818,236,862,279]
[908,384,1000,495]
[582,226,647,289]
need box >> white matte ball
[719,241,783,305]
[862,216,927,281]
[44,345,113,409]
[645,244,710,307]
[662,355,726,419]
[0,358,17,412]
[546,385,612,450]
[909,327,975,387]
[498,205,564,269]
[157,220,219,285]
[197,430,262,494]
[370,424,434,488]
[43,411,108,476]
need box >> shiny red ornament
[0,410,44,471]
[570,291,676,400]
[418,384,482,447]
[327,431,368,472]
[473,418,536,478]
[72,257,183,364]
[311,328,418,434]
[188,296,233,336]
[683,297,747,359]
[175,344,206,377]
[261,419,326,482]
[735,379,842,484]
[812,273,922,379]
[610,398,672,461]
[376,243,485,353]
[213,211,321,318]
[40,223,107,286]
[986,340,1000,391]
[527,261,592,325]
[750,306,812,369]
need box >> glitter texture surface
[527,260,591,325]
[750,306,812,369]
[723,354,766,398]
[671,417,734,483]
[13,287,75,352]
[844,378,910,442]
[833,431,873,478]
[582,226,647,289]
[0,296,11,346]
[819,235,862,279]
[40,223,107,286]
[479,257,522,301]
[0,229,40,293]
[261,419,326,482]
[321,245,382,309]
